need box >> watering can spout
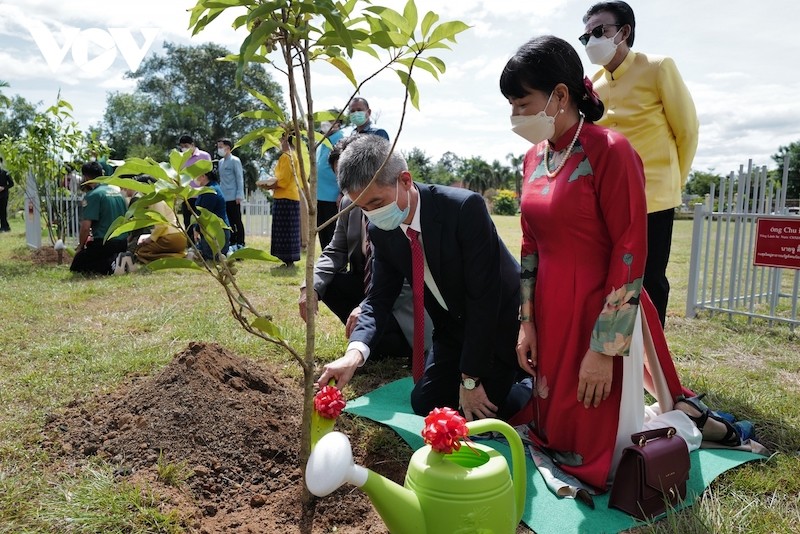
[306,431,427,534]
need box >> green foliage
[492,189,518,215]
[35,463,186,532]
[156,451,195,487]
[0,96,103,246]
[404,147,432,182]
[772,141,800,199]
[685,169,723,196]
[0,94,38,139]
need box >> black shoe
[0,227,10,232]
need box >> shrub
[492,189,518,215]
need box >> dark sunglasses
[578,24,621,46]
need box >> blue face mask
[349,110,368,127]
[364,181,410,231]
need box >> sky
[1,0,798,176]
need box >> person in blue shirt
[316,115,344,249]
[192,169,231,260]
[348,97,389,141]
[216,138,245,251]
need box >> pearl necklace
[543,115,584,179]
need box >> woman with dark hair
[501,35,698,492]
[192,169,230,260]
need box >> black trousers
[321,271,411,359]
[317,200,339,251]
[225,200,245,247]
[409,336,520,420]
[0,193,9,229]
[70,239,127,275]
[644,208,675,327]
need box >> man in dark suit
[317,135,523,421]
[299,196,431,359]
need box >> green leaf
[325,56,357,87]
[321,10,353,56]
[182,158,213,180]
[395,69,420,110]
[420,11,439,38]
[196,206,228,255]
[251,316,282,339]
[228,247,281,263]
[238,110,283,121]
[170,147,193,172]
[427,55,446,74]
[398,57,439,80]
[146,258,204,271]
[110,158,173,182]
[246,88,286,119]
[427,20,470,45]
[369,30,408,49]
[403,0,418,34]
[94,177,154,195]
[106,215,161,240]
[365,6,411,35]
[353,43,380,60]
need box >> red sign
[754,217,800,270]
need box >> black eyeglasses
[578,24,621,46]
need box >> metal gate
[686,155,799,331]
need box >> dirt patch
[42,342,406,533]
[12,245,72,266]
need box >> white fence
[54,190,273,246]
[686,155,799,331]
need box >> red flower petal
[421,407,468,453]
[314,385,346,419]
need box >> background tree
[101,42,286,191]
[490,158,514,190]
[0,95,38,139]
[459,155,492,194]
[429,151,461,185]
[772,141,800,200]
[0,80,9,108]
[685,169,723,196]
[506,152,524,198]
[403,147,432,182]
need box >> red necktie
[406,227,425,382]
[363,216,372,291]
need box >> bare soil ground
[42,342,406,533]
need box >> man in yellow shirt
[580,1,699,326]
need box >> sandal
[675,394,743,447]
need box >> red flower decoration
[314,385,346,419]
[582,76,601,106]
[422,407,469,454]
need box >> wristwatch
[460,376,481,390]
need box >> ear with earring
[559,109,565,114]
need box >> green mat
[345,377,765,534]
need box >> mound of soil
[42,342,405,533]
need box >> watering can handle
[466,419,526,525]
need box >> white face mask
[217,147,227,158]
[510,92,556,145]
[585,30,621,66]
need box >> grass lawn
[0,215,798,533]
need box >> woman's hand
[577,349,613,408]
[516,322,538,376]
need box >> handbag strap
[630,426,677,446]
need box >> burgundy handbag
[608,426,690,520]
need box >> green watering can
[305,418,527,533]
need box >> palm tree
[506,152,524,198]
[0,80,11,108]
